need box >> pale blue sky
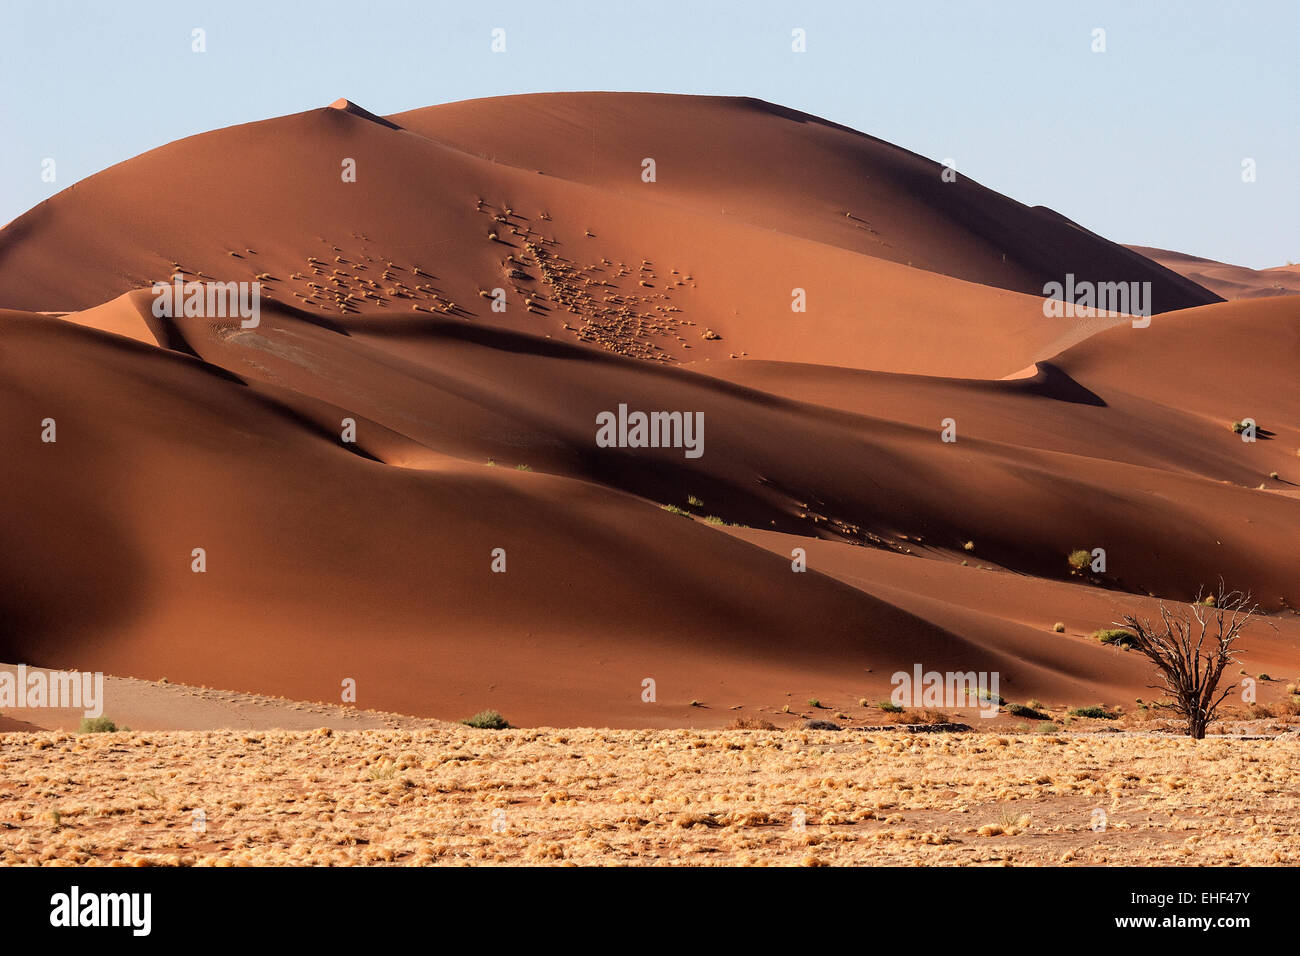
[2,0,1295,268]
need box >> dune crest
[327,97,404,130]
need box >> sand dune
[1129,244,1300,299]
[1,93,1293,729]
[0,95,1214,378]
[390,94,1218,308]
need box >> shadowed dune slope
[38,288,1300,609]
[7,312,1296,723]
[701,295,1300,486]
[2,313,1165,725]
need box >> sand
[1,92,1296,732]
[2,726,1296,866]
[1129,245,1300,300]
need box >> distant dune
[1128,244,1300,299]
[1,93,1295,729]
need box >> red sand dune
[1129,244,1300,300]
[1,93,1294,728]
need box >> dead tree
[1118,585,1260,739]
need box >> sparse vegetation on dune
[1067,550,1092,571]
[1005,703,1049,721]
[1093,628,1139,648]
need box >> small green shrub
[1005,702,1049,720]
[1068,705,1116,720]
[78,717,117,733]
[878,701,903,713]
[1067,550,1091,571]
[1093,628,1139,649]
[461,710,510,730]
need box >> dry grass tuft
[1,727,1297,866]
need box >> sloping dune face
[0,94,1216,377]
[1,94,1294,727]
[391,94,1219,310]
[1128,245,1300,300]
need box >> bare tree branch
[1115,583,1260,739]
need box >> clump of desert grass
[461,710,510,730]
[1093,627,1139,649]
[1005,702,1050,721]
[1068,705,1117,720]
[726,716,778,731]
[78,717,120,733]
[979,809,1032,837]
[887,707,951,725]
